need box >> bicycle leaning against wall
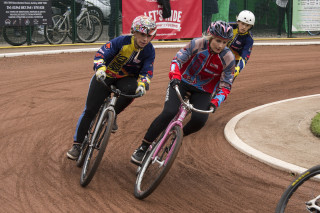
[2,25,46,46]
[45,1,103,44]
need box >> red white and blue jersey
[169,37,235,107]
[93,35,155,89]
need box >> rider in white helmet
[228,10,255,80]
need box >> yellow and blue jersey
[94,35,155,90]
[228,23,254,73]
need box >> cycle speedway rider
[67,15,157,160]
[228,10,255,80]
[131,21,236,165]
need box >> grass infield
[311,112,320,138]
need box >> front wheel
[275,165,320,212]
[77,14,103,43]
[134,125,183,200]
[45,15,68,44]
[80,110,114,187]
[307,31,320,36]
[2,26,28,46]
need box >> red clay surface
[0,45,319,212]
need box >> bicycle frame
[88,97,116,149]
[151,86,213,166]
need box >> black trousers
[144,81,212,142]
[278,5,289,35]
[73,75,137,143]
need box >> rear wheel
[275,165,320,212]
[80,110,114,187]
[134,125,183,199]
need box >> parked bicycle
[275,165,320,212]
[45,1,103,44]
[76,78,143,187]
[307,31,320,36]
[134,85,214,199]
[2,25,46,46]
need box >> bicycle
[76,78,143,187]
[275,165,320,212]
[2,25,46,46]
[307,31,320,36]
[45,1,103,44]
[134,85,214,199]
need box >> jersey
[228,23,254,73]
[169,37,235,107]
[93,35,155,90]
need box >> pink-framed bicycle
[134,85,214,199]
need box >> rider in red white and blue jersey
[131,21,236,165]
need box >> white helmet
[237,10,255,26]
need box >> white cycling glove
[95,69,106,81]
[135,84,146,96]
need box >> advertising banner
[0,0,51,27]
[122,0,202,40]
[292,0,320,31]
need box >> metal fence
[0,0,319,47]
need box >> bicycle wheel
[2,26,28,46]
[275,165,320,212]
[307,31,320,36]
[45,15,68,44]
[80,110,114,187]
[134,125,183,199]
[76,136,90,168]
[77,14,103,43]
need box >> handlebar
[98,77,144,98]
[174,85,214,114]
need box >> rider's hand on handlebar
[209,103,216,114]
[170,79,180,88]
[234,66,240,78]
[96,69,106,81]
[136,83,146,96]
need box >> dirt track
[0,45,319,212]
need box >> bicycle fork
[89,102,115,149]
[152,105,188,167]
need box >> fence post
[71,0,76,43]
[287,0,293,38]
[115,0,120,37]
[26,26,32,45]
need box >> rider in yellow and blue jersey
[67,15,157,160]
[228,10,255,80]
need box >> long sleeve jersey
[228,23,254,73]
[169,37,235,107]
[93,35,155,89]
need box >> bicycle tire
[275,165,320,212]
[77,14,103,43]
[45,15,68,44]
[76,136,89,168]
[307,31,320,36]
[2,26,28,46]
[134,125,183,199]
[80,110,114,187]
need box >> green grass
[310,112,320,138]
